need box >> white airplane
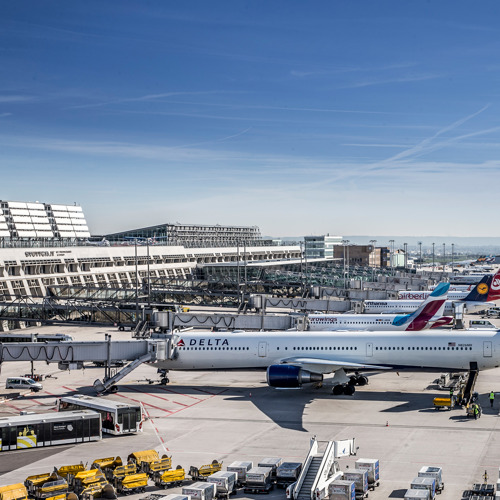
[364,273,500,314]
[154,328,500,396]
[308,283,451,331]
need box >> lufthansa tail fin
[404,282,450,331]
[463,274,494,303]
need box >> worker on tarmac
[490,390,495,408]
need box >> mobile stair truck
[276,463,302,489]
[206,471,237,499]
[182,482,216,500]
[287,437,357,500]
[354,458,380,490]
[226,462,253,487]
[243,468,273,494]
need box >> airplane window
[355,347,357,350]
[277,347,279,350]
[384,347,387,350]
[285,347,287,350]
[447,347,450,350]
[460,347,463,350]
[434,347,437,350]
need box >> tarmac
[0,318,499,499]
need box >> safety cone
[386,421,389,427]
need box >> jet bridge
[0,335,178,394]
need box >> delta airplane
[308,283,451,331]
[154,328,500,396]
[363,273,500,315]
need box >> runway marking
[115,392,173,414]
[156,387,203,401]
[142,405,168,453]
[166,388,228,416]
[193,388,218,395]
[62,386,78,393]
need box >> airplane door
[366,342,373,357]
[483,341,492,357]
[258,342,267,357]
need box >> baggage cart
[114,472,148,495]
[354,459,379,490]
[56,464,86,480]
[343,469,368,499]
[127,450,160,475]
[226,462,253,486]
[91,457,123,474]
[328,480,356,500]
[25,474,53,497]
[433,397,454,411]
[110,464,137,485]
[153,467,185,489]
[418,467,444,493]
[148,457,172,478]
[80,481,115,500]
[0,483,28,500]
[182,482,216,500]
[189,461,222,481]
[257,458,282,480]
[411,477,436,499]
[68,470,105,495]
[206,472,237,499]
[33,479,68,500]
[244,467,273,494]
[276,462,302,489]
[155,496,191,500]
[404,489,430,500]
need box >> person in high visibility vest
[490,391,495,408]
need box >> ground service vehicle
[226,462,253,486]
[5,377,42,392]
[58,395,143,435]
[257,458,283,480]
[114,473,148,495]
[189,461,223,481]
[418,467,444,493]
[182,482,216,500]
[56,464,86,480]
[153,467,185,489]
[0,411,101,451]
[91,457,123,476]
[275,463,302,489]
[0,483,28,500]
[206,471,237,499]
[355,459,380,490]
[24,473,68,500]
[148,456,172,478]
[127,450,160,473]
[110,464,137,485]
[244,467,273,494]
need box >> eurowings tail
[401,282,450,331]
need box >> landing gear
[332,383,356,396]
[157,368,169,385]
[349,374,369,386]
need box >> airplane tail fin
[463,274,494,302]
[486,269,500,302]
[404,282,450,331]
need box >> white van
[5,377,43,392]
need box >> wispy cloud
[340,73,443,89]
[0,95,33,103]
[0,113,12,118]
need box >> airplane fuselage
[363,299,487,315]
[154,330,500,372]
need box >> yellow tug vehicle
[110,464,137,486]
[0,483,28,500]
[153,466,185,489]
[189,460,223,481]
[114,473,148,495]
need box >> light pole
[452,243,455,271]
[389,239,395,275]
[403,242,408,271]
[432,243,435,272]
[342,240,350,289]
[443,243,446,270]
[418,241,422,269]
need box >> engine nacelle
[266,365,323,388]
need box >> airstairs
[289,437,356,500]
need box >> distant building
[304,235,342,259]
[333,244,374,267]
[369,247,390,268]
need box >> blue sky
[1,1,500,237]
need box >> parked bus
[57,395,143,435]
[0,410,101,451]
[0,333,72,343]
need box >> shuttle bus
[0,410,101,451]
[57,395,143,435]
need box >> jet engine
[266,365,323,388]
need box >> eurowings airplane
[363,273,500,315]
[308,282,451,331]
[154,328,500,396]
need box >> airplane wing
[278,356,391,374]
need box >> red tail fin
[487,270,500,302]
